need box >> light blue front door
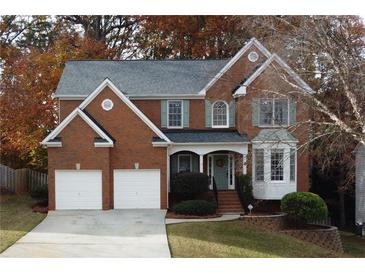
[213,155,228,190]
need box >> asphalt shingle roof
[55,59,229,97]
[252,129,298,143]
[158,130,249,143]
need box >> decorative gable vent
[248,51,259,62]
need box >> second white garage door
[114,169,160,209]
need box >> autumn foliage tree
[0,32,114,170]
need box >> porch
[164,129,249,212]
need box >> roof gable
[41,108,114,147]
[198,38,272,96]
[234,54,314,97]
[79,79,171,143]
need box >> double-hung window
[271,149,284,181]
[254,149,265,181]
[259,98,288,126]
[168,100,183,128]
[290,148,296,181]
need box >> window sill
[167,126,183,129]
[257,125,289,128]
[212,125,229,129]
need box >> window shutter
[289,98,297,125]
[161,100,167,127]
[251,98,259,126]
[183,100,189,128]
[229,100,236,127]
[205,100,212,128]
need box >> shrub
[171,172,210,200]
[236,175,253,209]
[30,185,48,200]
[281,192,328,225]
[173,200,217,216]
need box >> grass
[340,230,365,257]
[0,195,47,253]
[167,221,340,258]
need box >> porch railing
[212,176,219,207]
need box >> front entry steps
[217,191,244,214]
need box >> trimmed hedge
[171,172,210,200]
[173,200,217,216]
[281,192,328,225]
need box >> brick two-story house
[41,38,313,211]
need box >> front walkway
[1,210,170,258]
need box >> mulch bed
[31,200,48,214]
[166,211,222,219]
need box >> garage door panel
[55,170,102,210]
[114,169,160,209]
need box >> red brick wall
[84,87,168,208]
[59,100,81,121]
[235,63,310,192]
[48,115,111,210]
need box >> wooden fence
[0,164,48,194]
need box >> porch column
[199,154,204,173]
[242,154,247,175]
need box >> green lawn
[340,230,365,257]
[167,221,340,258]
[0,195,47,253]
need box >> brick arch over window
[212,100,229,128]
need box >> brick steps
[217,191,244,213]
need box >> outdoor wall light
[134,162,139,169]
[76,163,80,170]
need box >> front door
[213,155,228,190]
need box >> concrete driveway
[0,209,170,258]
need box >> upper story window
[168,100,183,128]
[259,98,288,126]
[212,101,228,128]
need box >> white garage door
[114,169,160,209]
[55,170,102,210]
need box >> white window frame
[252,143,296,184]
[258,98,289,127]
[270,149,285,182]
[212,100,229,128]
[290,148,297,182]
[167,100,183,129]
[177,154,192,172]
[254,149,265,182]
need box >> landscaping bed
[166,210,222,219]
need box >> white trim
[199,37,271,95]
[167,100,183,129]
[169,143,248,157]
[152,142,169,147]
[56,94,205,100]
[234,53,314,97]
[177,154,192,172]
[94,142,113,147]
[211,100,229,128]
[78,78,171,143]
[41,108,114,147]
[45,142,63,147]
